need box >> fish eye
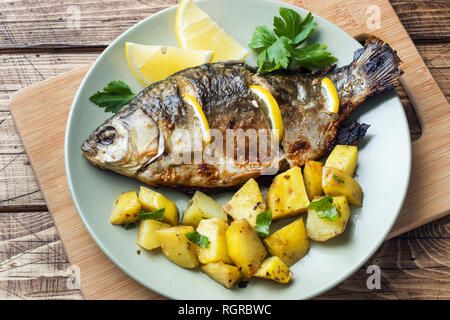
[96,126,117,145]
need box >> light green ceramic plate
[65,0,411,299]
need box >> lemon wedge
[321,77,339,113]
[175,0,249,62]
[125,42,213,86]
[182,94,211,145]
[250,85,284,145]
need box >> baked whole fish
[82,37,402,189]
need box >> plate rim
[64,0,412,300]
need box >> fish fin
[352,36,402,96]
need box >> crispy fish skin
[82,37,401,189]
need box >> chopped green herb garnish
[255,209,272,238]
[249,8,337,72]
[122,222,136,230]
[89,80,136,113]
[333,174,345,184]
[185,231,210,249]
[307,196,341,221]
[139,208,165,221]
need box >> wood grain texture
[0,53,98,208]
[390,0,450,41]
[0,0,178,49]
[0,211,83,299]
[1,0,449,300]
[0,0,447,50]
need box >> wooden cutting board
[9,0,450,300]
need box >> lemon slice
[182,94,211,145]
[175,0,249,62]
[250,85,284,145]
[321,77,339,113]
[126,42,213,86]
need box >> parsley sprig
[89,80,136,113]
[307,196,341,221]
[249,8,337,72]
[185,231,210,249]
[255,209,272,238]
[139,208,165,221]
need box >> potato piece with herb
[201,262,242,289]
[322,167,363,207]
[325,145,358,176]
[264,218,309,266]
[109,191,141,225]
[306,196,351,241]
[196,218,232,264]
[303,160,323,200]
[156,226,199,268]
[266,166,310,221]
[182,191,227,227]
[226,219,267,278]
[222,178,266,226]
[136,219,170,250]
[254,256,293,284]
[139,186,179,225]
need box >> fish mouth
[81,140,97,158]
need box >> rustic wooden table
[0,0,448,300]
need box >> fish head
[81,107,164,177]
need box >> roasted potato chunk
[139,186,179,225]
[201,262,242,289]
[109,191,141,225]
[157,226,199,268]
[266,167,310,220]
[182,191,227,227]
[226,219,267,278]
[264,218,309,266]
[136,219,170,250]
[325,145,358,176]
[254,256,293,284]
[222,178,266,226]
[322,167,363,207]
[196,218,232,264]
[306,196,351,241]
[303,160,323,200]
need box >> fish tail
[352,36,402,96]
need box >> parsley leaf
[249,25,277,50]
[185,231,210,249]
[273,7,303,42]
[332,174,345,184]
[257,36,293,72]
[255,209,272,238]
[293,12,317,45]
[89,80,136,113]
[139,208,165,221]
[307,196,341,221]
[249,8,336,73]
[122,222,136,230]
[293,44,338,69]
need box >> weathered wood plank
[390,0,450,41]
[0,53,98,208]
[320,215,450,300]
[0,212,83,299]
[0,0,448,50]
[0,0,178,49]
